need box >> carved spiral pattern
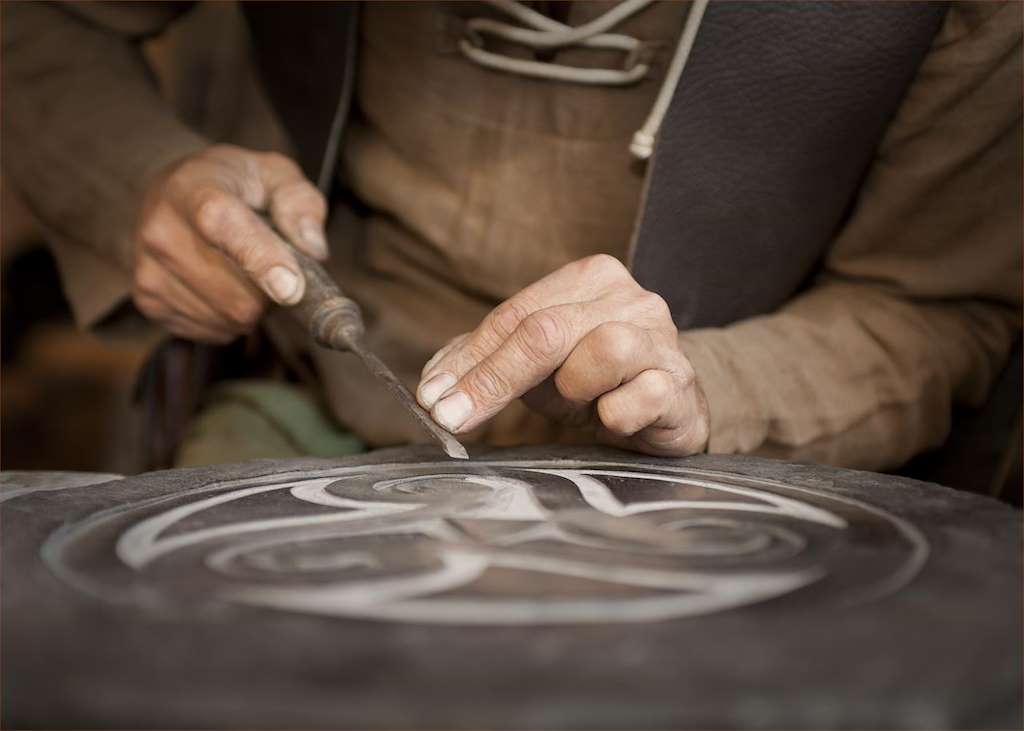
[44,461,927,624]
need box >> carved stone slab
[2,447,1020,728]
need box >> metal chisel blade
[351,343,469,460]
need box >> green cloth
[175,380,365,467]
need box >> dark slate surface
[1,446,1020,729]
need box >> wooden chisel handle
[286,248,365,352]
[278,240,471,460]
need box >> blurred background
[1,2,289,475]
[2,180,148,473]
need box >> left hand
[416,254,710,457]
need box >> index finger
[429,303,590,433]
[187,185,306,305]
[419,254,633,391]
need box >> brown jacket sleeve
[680,1,1022,471]
[1,1,209,328]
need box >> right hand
[132,144,328,344]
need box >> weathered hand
[417,255,710,457]
[132,144,328,343]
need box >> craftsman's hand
[417,255,710,457]
[132,144,328,343]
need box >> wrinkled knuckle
[234,243,275,276]
[136,216,168,253]
[677,362,696,389]
[591,322,638,366]
[490,300,532,340]
[641,370,676,402]
[553,368,586,403]
[637,290,672,322]
[467,364,509,406]
[192,188,235,238]
[581,253,627,280]
[597,397,636,437]
[517,311,567,363]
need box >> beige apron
[313,0,687,448]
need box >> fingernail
[264,266,301,304]
[299,217,328,259]
[433,391,473,432]
[418,372,456,408]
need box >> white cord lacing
[458,0,710,160]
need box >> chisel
[283,248,469,460]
